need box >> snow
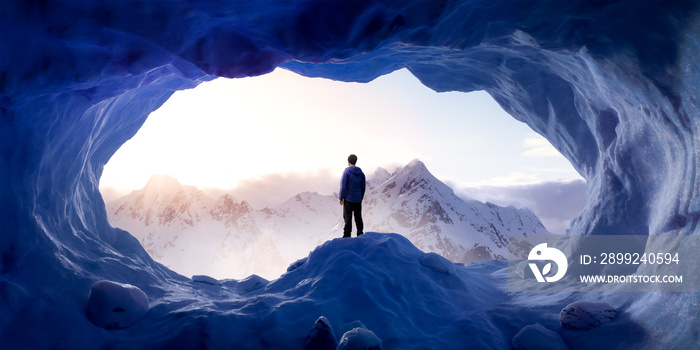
[419,252,456,275]
[235,274,269,294]
[2,0,699,348]
[192,275,221,286]
[85,281,149,330]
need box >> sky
[99,68,586,233]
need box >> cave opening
[98,67,585,281]
[3,0,699,346]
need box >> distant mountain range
[106,159,550,279]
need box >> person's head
[348,154,358,166]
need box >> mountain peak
[372,167,391,178]
[143,174,183,193]
[374,158,458,201]
[405,158,426,171]
[368,167,392,188]
[397,159,433,180]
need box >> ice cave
[1,1,699,349]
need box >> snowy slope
[107,161,549,280]
[7,232,659,349]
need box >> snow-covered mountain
[361,159,549,263]
[106,160,550,279]
[108,176,341,279]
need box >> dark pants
[343,201,363,237]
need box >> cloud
[220,165,403,209]
[522,135,563,157]
[215,169,340,209]
[99,186,129,204]
[450,179,588,234]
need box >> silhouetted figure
[339,154,366,238]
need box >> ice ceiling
[1,0,699,347]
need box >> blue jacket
[339,166,366,203]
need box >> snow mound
[304,316,338,350]
[85,281,149,330]
[512,323,568,350]
[236,274,268,294]
[419,252,456,275]
[337,327,382,350]
[288,257,308,273]
[560,301,618,330]
[192,275,221,286]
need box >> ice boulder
[304,316,338,350]
[512,323,568,350]
[337,327,382,350]
[85,280,149,330]
[419,252,456,275]
[560,301,618,330]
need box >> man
[339,154,366,238]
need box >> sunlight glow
[100,68,582,202]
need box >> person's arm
[339,169,348,204]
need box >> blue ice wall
[1,0,699,347]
